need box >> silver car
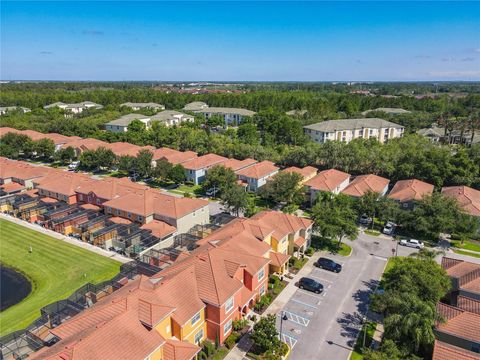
[400,239,424,249]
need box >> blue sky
[1,1,479,81]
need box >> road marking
[313,268,340,276]
[308,274,333,283]
[373,255,388,261]
[279,310,310,327]
[280,332,298,349]
[290,298,318,309]
[297,289,324,299]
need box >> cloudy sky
[1,1,479,81]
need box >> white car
[383,222,396,235]
[68,161,80,170]
[400,239,424,249]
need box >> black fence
[0,261,159,360]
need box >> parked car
[359,214,372,225]
[298,277,324,294]
[68,161,80,170]
[400,239,424,249]
[315,257,342,273]
[382,221,396,235]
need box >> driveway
[281,232,418,360]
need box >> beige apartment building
[304,118,404,144]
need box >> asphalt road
[286,232,418,360]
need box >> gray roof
[106,113,150,127]
[151,110,192,122]
[44,101,103,110]
[183,101,208,111]
[417,126,444,137]
[198,107,256,116]
[0,106,31,112]
[304,118,404,132]
[120,102,164,108]
[286,110,307,116]
[361,108,411,115]
[44,102,66,109]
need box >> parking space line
[279,310,310,327]
[313,268,340,276]
[308,274,333,283]
[280,333,298,349]
[290,298,318,309]
[297,289,324,299]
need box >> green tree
[127,118,147,132]
[154,159,173,180]
[54,146,76,164]
[311,193,358,247]
[168,164,186,183]
[134,149,154,178]
[355,191,381,226]
[33,138,55,159]
[259,172,304,206]
[221,185,248,216]
[250,314,280,354]
[118,155,136,173]
[203,165,237,195]
[237,123,260,145]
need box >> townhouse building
[282,166,318,184]
[196,107,256,126]
[304,118,404,144]
[388,179,434,210]
[151,110,195,127]
[341,174,390,197]
[34,173,95,204]
[152,148,198,167]
[183,101,209,112]
[236,161,279,192]
[0,106,31,115]
[182,154,228,185]
[43,101,103,114]
[304,169,351,204]
[442,186,480,218]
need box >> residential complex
[418,124,480,145]
[43,101,103,113]
[304,118,404,144]
[151,110,194,127]
[304,169,351,204]
[183,102,256,126]
[236,161,279,192]
[0,106,31,115]
[106,111,194,132]
[120,102,165,111]
[361,107,411,116]
[388,179,434,210]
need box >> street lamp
[279,311,288,341]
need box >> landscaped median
[0,219,121,335]
[310,235,352,256]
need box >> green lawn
[0,219,121,335]
[310,236,352,256]
[453,249,480,259]
[364,229,381,237]
[451,240,480,253]
[350,321,377,360]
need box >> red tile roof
[283,166,318,180]
[342,174,389,197]
[388,179,434,202]
[442,186,480,217]
[109,216,132,225]
[236,160,279,179]
[222,158,257,172]
[457,296,480,315]
[182,153,228,170]
[432,341,480,360]
[141,219,176,239]
[0,182,25,193]
[61,138,109,152]
[304,169,350,192]
[294,236,307,247]
[152,148,198,164]
[251,210,313,240]
[269,251,291,267]
[103,188,208,219]
[163,339,201,360]
[36,173,95,197]
[105,142,155,158]
[436,303,480,343]
[76,177,148,200]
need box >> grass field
[453,249,480,259]
[451,240,480,253]
[0,219,121,335]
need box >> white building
[43,101,103,114]
[150,110,194,127]
[183,101,209,112]
[0,106,31,115]
[182,102,255,126]
[120,102,165,111]
[105,114,151,133]
[304,118,404,144]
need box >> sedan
[399,239,424,249]
[298,277,324,294]
[315,257,342,273]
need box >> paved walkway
[0,214,132,264]
[224,253,321,360]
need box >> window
[225,297,234,313]
[191,311,201,326]
[259,285,266,297]
[223,319,232,336]
[78,194,83,201]
[194,328,204,344]
[258,268,265,281]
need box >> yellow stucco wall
[154,315,173,339]
[181,309,206,344]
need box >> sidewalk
[224,253,322,360]
[0,213,132,264]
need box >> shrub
[225,332,240,349]
[197,350,208,360]
[233,318,248,331]
[305,247,315,256]
[269,274,281,286]
[250,314,257,322]
[202,340,216,357]
[254,294,272,312]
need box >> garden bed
[253,275,287,314]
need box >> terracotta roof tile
[294,236,307,247]
[269,251,291,267]
[457,296,480,315]
[283,166,318,180]
[342,174,389,197]
[251,210,313,240]
[105,142,155,158]
[222,158,257,172]
[236,161,279,179]
[432,341,480,360]
[76,177,148,200]
[436,303,480,343]
[304,169,350,192]
[0,182,25,193]
[388,179,434,202]
[163,339,201,360]
[36,173,95,197]
[141,219,176,239]
[442,186,480,217]
[153,148,198,164]
[182,153,228,170]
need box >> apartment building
[342,174,390,197]
[197,107,256,126]
[236,161,279,192]
[120,102,165,111]
[304,169,351,204]
[182,101,209,112]
[43,101,103,113]
[0,106,31,115]
[151,110,194,127]
[105,113,151,133]
[35,173,95,204]
[304,118,404,144]
[388,179,434,210]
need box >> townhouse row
[0,157,209,255]
[433,258,480,359]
